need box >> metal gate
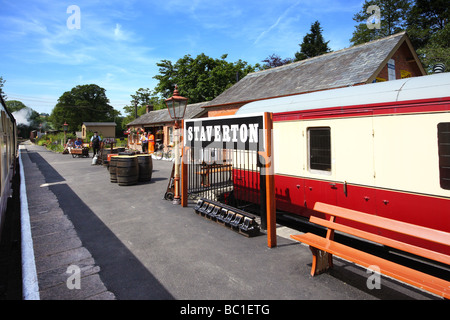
[182,113,276,245]
[185,147,261,215]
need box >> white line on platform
[19,146,40,300]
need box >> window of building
[308,127,331,172]
[169,126,174,145]
[438,122,450,190]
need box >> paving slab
[20,143,441,302]
[20,144,115,300]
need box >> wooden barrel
[102,149,111,166]
[109,156,118,183]
[107,153,118,162]
[119,151,137,156]
[116,156,139,186]
[137,154,153,182]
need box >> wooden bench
[70,147,89,158]
[196,164,232,186]
[290,202,450,299]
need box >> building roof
[127,101,208,126]
[83,122,116,126]
[205,32,425,108]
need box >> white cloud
[113,23,131,41]
[1,0,365,115]
[254,1,301,44]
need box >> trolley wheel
[164,192,174,201]
[72,154,76,158]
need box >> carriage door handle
[329,183,337,189]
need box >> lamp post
[165,85,188,205]
[63,122,68,147]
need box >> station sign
[184,113,265,151]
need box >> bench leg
[309,246,333,276]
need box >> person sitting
[67,138,75,151]
[63,139,74,154]
[74,138,83,148]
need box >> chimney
[146,104,154,113]
[433,63,445,73]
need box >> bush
[35,132,77,153]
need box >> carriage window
[438,123,450,190]
[308,127,331,172]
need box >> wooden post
[259,113,276,248]
[181,120,188,207]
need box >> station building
[126,102,208,151]
[203,31,425,117]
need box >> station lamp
[165,85,188,205]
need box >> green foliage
[122,88,164,125]
[295,21,331,61]
[5,100,44,138]
[407,0,449,72]
[36,132,77,153]
[0,76,6,100]
[350,0,449,73]
[49,84,118,132]
[153,53,260,103]
[417,24,450,72]
[350,0,412,45]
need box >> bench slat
[313,202,450,247]
[310,216,450,266]
[291,233,450,299]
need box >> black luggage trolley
[164,163,175,201]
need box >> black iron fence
[185,147,262,215]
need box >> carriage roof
[236,73,450,115]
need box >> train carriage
[234,72,450,255]
[0,94,18,239]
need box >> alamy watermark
[66,265,81,289]
[366,5,381,30]
[67,5,81,30]
[366,265,381,290]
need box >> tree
[294,21,331,61]
[416,23,450,72]
[0,76,6,100]
[407,0,449,48]
[122,88,165,127]
[407,0,449,72]
[153,53,260,103]
[49,84,118,132]
[5,100,42,138]
[261,54,293,69]
[350,0,412,45]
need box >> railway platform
[16,142,443,302]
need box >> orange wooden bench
[196,164,232,186]
[290,202,450,299]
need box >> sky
[0,0,365,116]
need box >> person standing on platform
[141,132,149,153]
[148,131,155,153]
[90,132,102,157]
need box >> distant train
[235,72,450,255]
[0,94,18,239]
